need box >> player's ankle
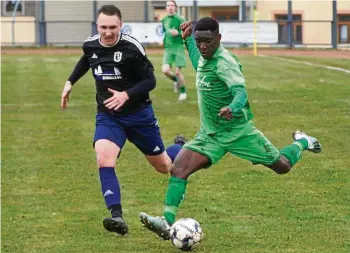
[109,204,123,218]
[164,212,175,226]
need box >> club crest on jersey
[114,51,122,62]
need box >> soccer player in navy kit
[60,5,184,236]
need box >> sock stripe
[293,141,304,151]
[164,205,178,215]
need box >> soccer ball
[170,218,203,251]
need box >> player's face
[97,13,122,46]
[195,30,221,59]
[166,1,176,15]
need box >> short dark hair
[97,5,122,20]
[195,17,219,32]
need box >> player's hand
[61,81,72,110]
[180,21,193,39]
[104,88,129,111]
[218,107,233,121]
[170,29,179,36]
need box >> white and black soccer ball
[170,218,203,251]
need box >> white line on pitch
[259,55,350,74]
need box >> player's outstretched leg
[103,216,129,236]
[292,130,322,153]
[139,212,171,240]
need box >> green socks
[180,86,186,94]
[280,139,308,167]
[170,74,178,82]
[169,74,186,94]
[164,177,187,225]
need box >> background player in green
[138,17,322,240]
[161,0,187,101]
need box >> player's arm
[162,20,167,45]
[61,54,90,110]
[126,52,156,98]
[104,47,156,111]
[180,21,200,71]
[67,54,90,85]
[184,36,200,71]
[227,85,248,114]
[105,70,155,112]
[217,57,248,119]
[174,16,186,37]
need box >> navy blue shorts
[93,105,165,156]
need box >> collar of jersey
[98,33,121,48]
[212,44,224,59]
[203,44,224,62]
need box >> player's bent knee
[267,156,292,174]
[154,163,170,174]
[274,166,291,174]
[95,139,120,168]
[145,152,171,174]
[170,166,190,179]
[96,153,116,168]
[162,65,171,74]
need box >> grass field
[2,52,350,253]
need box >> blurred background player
[161,0,187,101]
[60,5,184,236]
[138,17,322,240]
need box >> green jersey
[185,37,253,134]
[162,14,185,48]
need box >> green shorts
[183,121,280,168]
[163,47,186,68]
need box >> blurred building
[1,0,349,47]
[257,0,350,45]
[152,0,254,21]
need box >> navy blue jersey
[81,33,155,115]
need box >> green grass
[2,53,350,253]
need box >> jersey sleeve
[184,36,200,71]
[67,44,90,85]
[126,48,156,98]
[217,55,245,88]
[178,15,186,24]
[177,15,186,31]
[133,47,154,79]
[217,55,248,115]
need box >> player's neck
[99,33,121,47]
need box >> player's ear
[217,33,222,42]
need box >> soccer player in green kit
[161,0,187,101]
[139,17,322,240]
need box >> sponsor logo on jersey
[94,65,122,80]
[196,76,211,90]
